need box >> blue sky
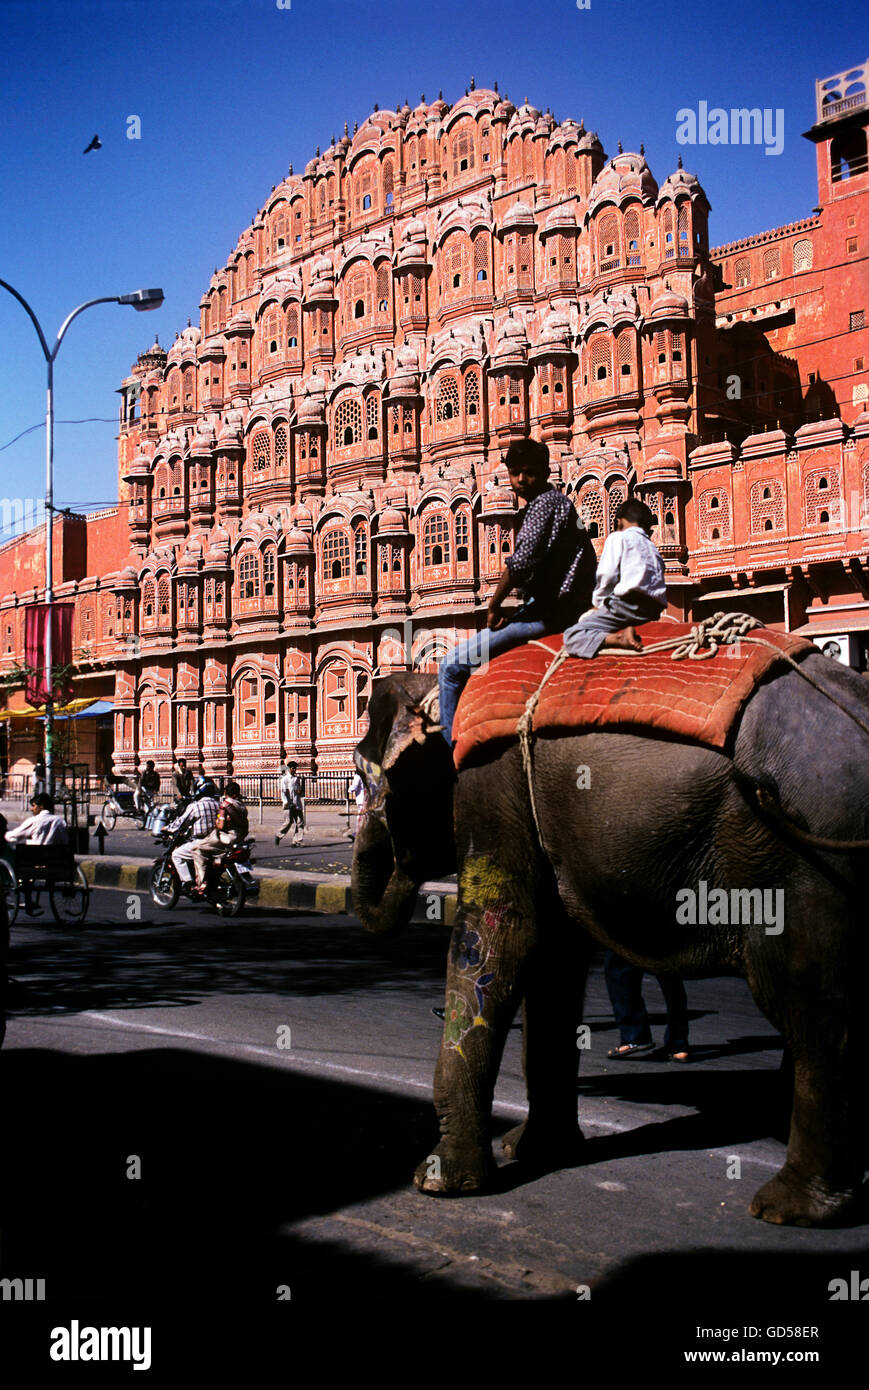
[0,0,861,542]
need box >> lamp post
[0,282,164,794]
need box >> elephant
[351,650,869,1227]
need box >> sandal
[667,1048,691,1063]
[607,1042,655,1059]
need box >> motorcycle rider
[170,776,220,895]
[190,779,249,895]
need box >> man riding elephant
[351,622,869,1228]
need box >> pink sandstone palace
[1,65,867,784]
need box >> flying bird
[83,135,101,154]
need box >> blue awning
[39,700,115,722]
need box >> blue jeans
[603,950,689,1052]
[438,602,554,746]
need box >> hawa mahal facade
[1,65,867,780]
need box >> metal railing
[0,769,355,808]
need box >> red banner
[24,603,75,705]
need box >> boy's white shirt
[592,527,667,608]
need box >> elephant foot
[413,1143,496,1197]
[749,1164,858,1228]
[501,1119,586,1171]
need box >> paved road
[2,887,865,1369]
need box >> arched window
[142,579,155,622]
[157,576,171,627]
[473,233,489,287]
[678,203,690,254]
[366,395,379,440]
[323,528,350,579]
[793,239,813,273]
[442,234,469,299]
[335,397,362,447]
[617,331,633,382]
[735,257,751,287]
[376,263,390,315]
[423,513,451,568]
[662,208,675,259]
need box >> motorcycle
[149,819,259,917]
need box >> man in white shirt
[5,794,69,917]
[563,498,667,658]
[6,794,70,847]
[275,761,305,846]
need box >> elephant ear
[382,688,439,772]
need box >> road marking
[65,1010,783,1165]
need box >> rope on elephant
[516,610,869,851]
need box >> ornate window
[455,509,470,562]
[735,256,751,287]
[250,428,271,473]
[473,233,489,286]
[678,204,690,254]
[354,524,368,576]
[452,128,475,178]
[577,483,604,539]
[262,547,276,598]
[598,212,620,270]
[376,263,390,314]
[423,513,451,568]
[590,335,611,392]
[607,482,626,531]
[366,395,379,440]
[286,304,300,350]
[617,331,634,384]
[335,397,362,447]
[750,479,785,533]
[805,469,841,526]
[793,238,813,273]
[323,528,350,579]
[239,552,259,599]
[274,424,288,472]
[699,488,731,543]
[464,371,480,420]
[624,209,641,266]
[662,208,675,259]
[157,576,171,628]
[436,374,460,423]
[142,578,156,624]
[763,246,781,280]
[442,233,470,299]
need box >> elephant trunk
[351,802,420,934]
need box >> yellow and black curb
[79,859,458,926]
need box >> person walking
[276,760,305,846]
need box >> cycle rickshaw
[0,843,90,927]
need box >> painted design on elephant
[459,855,512,913]
[443,875,509,1057]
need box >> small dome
[544,204,577,234]
[285,526,313,552]
[500,199,536,232]
[589,151,657,212]
[648,288,690,320]
[657,164,704,204]
[378,506,407,533]
[205,525,231,564]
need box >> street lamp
[0,281,164,794]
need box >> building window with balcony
[423,512,451,569]
[335,397,363,448]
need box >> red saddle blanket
[452,622,815,770]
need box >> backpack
[216,797,248,837]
